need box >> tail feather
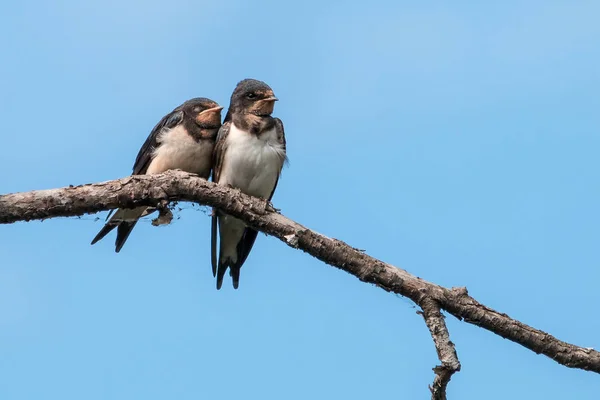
[236,229,259,268]
[230,265,240,290]
[90,222,118,245]
[214,218,259,290]
[211,213,218,277]
[115,221,138,253]
[215,261,241,290]
[216,259,229,290]
[91,207,146,252]
[215,247,248,291]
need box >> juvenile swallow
[91,97,223,252]
[211,79,287,289]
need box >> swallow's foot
[265,200,280,213]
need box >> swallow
[211,79,287,289]
[91,97,223,252]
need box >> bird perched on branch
[211,79,287,289]
[91,97,223,252]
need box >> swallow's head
[230,79,278,117]
[182,98,223,128]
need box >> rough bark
[418,298,461,400]
[1,170,599,398]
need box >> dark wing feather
[210,121,231,184]
[265,118,288,200]
[227,118,288,288]
[91,108,183,251]
[211,122,231,277]
[132,109,184,175]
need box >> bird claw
[265,200,280,213]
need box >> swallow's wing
[91,107,184,251]
[228,118,288,286]
[266,117,288,201]
[211,121,231,276]
[131,109,184,175]
[210,121,231,184]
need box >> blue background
[1,1,599,398]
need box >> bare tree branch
[418,298,461,400]
[1,170,599,397]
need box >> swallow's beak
[196,105,223,126]
[264,96,278,102]
[200,105,224,115]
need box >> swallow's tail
[230,265,241,290]
[114,221,139,253]
[91,208,145,252]
[91,220,118,246]
[215,224,238,290]
[211,212,218,277]
[215,226,259,290]
[216,259,229,290]
[215,257,242,290]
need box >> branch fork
[1,170,599,398]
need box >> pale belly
[146,126,214,178]
[222,151,280,198]
[219,126,285,199]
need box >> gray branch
[418,298,461,400]
[1,170,599,398]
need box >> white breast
[146,125,213,178]
[219,123,285,199]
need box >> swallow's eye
[193,106,202,113]
[246,93,256,99]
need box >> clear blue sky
[1,1,599,399]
